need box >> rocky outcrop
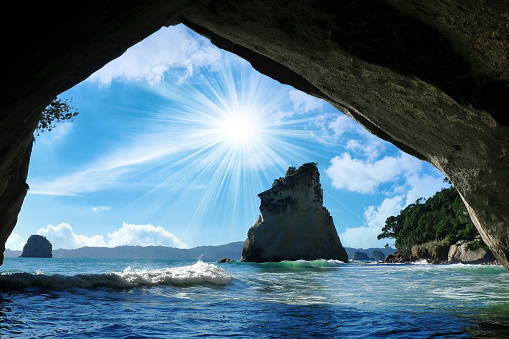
[371,250,386,261]
[352,251,370,261]
[20,235,52,258]
[216,257,234,263]
[241,163,348,263]
[384,238,497,264]
[411,240,450,263]
[384,252,415,264]
[1,1,509,270]
[448,238,496,264]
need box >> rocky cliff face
[385,238,496,264]
[20,235,52,258]
[448,238,496,264]
[241,163,348,263]
[1,1,509,270]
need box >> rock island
[20,234,52,258]
[241,163,348,263]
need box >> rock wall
[241,164,348,263]
[1,1,509,269]
[385,238,496,264]
[448,238,496,264]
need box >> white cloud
[339,167,447,249]
[340,195,404,249]
[29,167,129,196]
[6,232,24,251]
[308,113,363,145]
[308,113,389,161]
[87,24,223,86]
[37,223,107,249]
[107,222,189,249]
[404,173,448,206]
[28,140,175,196]
[326,152,422,194]
[328,114,358,138]
[288,89,323,113]
[345,131,388,162]
[35,222,188,250]
[91,206,112,212]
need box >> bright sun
[220,110,262,145]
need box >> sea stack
[241,163,348,263]
[20,235,52,258]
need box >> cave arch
[1,1,508,269]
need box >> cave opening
[7,24,447,254]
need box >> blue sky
[8,24,447,251]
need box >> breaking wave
[259,259,346,269]
[0,260,232,290]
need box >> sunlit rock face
[1,1,509,270]
[241,164,348,263]
[448,238,496,264]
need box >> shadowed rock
[216,257,235,263]
[20,235,52,258]
[241,163,348,263]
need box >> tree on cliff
[36,97,79,135]
[273,162,317,188]
[377,183,478,254]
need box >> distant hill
[4,249,22,257]
[51,241,245,260]
[5,243,395,261]
[344,247,396,260]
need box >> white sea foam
[272,259,346,268]
[411,259,430,265]
[0,260,232,290]
[118,260,232,286]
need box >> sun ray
[115,60,329,239]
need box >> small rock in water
[217,257,235,263]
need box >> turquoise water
[1,258,509,338]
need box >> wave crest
[0,261,232,290]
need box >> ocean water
[1,258,509,338]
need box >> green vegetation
[37,97,79,134]
[273,162,317,188]
[377,182,478,254]
[411,239,449,259]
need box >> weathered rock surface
[216,257,234,263]
[448,238,496,264]
[1,1,509,270]
[352,251,370,261]
[20,235,52,258]
[411,241,450,263]
[385,238,497,264]
[384,252,415,264]
[241,163,348,263]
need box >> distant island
[4,241,395,261]
[20,235,52,258]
